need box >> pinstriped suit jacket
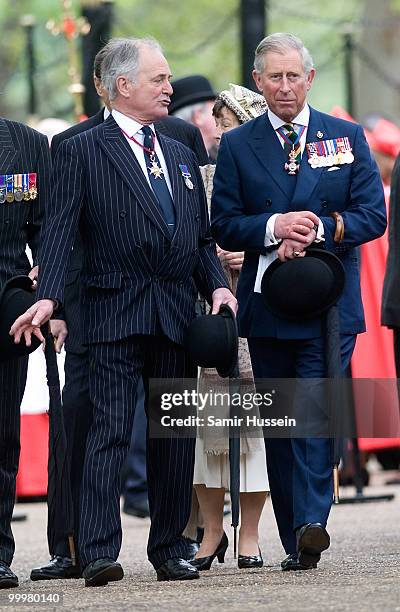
[37,114,227,345]
[0,118,50,288]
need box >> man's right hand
[9,299,55,346]
[50,319,68,353]
[274,211,320,244]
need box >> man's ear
[115,75,131,99]
[252,69,263,93]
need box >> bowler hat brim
[0,275,43,362]
[261,249,345,321]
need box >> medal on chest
[285,147,300,175]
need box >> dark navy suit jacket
[38,114,227,345]
[211,108,387,339]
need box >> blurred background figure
[169,75,217,161]
[35,118,71,145]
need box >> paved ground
[1,466,400,612]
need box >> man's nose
[165,80,173,95]
[279,76,291,93]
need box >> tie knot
[141,125,154,150]
[142,125,153,136]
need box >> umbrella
[324,304,345,504]
[44,329,76,565]
[229,363,240,558]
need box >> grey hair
[173,102,209,121]
[254,33,314,75]
[101,37,163,101]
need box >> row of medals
[0,188,37,203]
[308,149,354,169]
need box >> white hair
[254,33,314,75]
[101,37,163,101]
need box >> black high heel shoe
[238,547,263,569]
[191,532,228,571]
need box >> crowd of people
[0,31,394,590]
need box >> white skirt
[193,436,269,492]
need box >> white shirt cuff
[264,213,282,247]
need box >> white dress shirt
[112,109,173,197]
[254,104,324,293]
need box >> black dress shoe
[30,556,81,581]
[156,558,199,581]
[281,552,317,571]
[0,562,18,589]
[83,558,124,587]
[296,523,330,568]
[183,537,200,561]
[238,547,263,569]
[191,532,228,571]
[122,497,150,518]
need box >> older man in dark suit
[11,37,235,586]
[0,118,50,589]
[31,44,209,582]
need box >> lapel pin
[317,131,324,139]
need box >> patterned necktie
[282,123,302,164]
[142,125,175,234]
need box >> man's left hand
[211,288,238,315]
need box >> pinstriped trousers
[78,335,196,569]
[0,356,28,566]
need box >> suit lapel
[248,115,295,199]
[0,118,19,172]
[97,115,170,239]
[291,108,327,209]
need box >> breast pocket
[86,271,122,292]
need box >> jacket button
[119,211,127,218]
[153,276,159,283]
[195,214,200,220]
[4,218,9,224]
[321,200,328,208]
[265,199,272,207]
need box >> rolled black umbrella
[229,364,241,558]
[324,304,345,504]
[44,329,76,565]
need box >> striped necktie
[282,123,302,164]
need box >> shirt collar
[111,109,155,138]
[268,104,310,130]
[103,106,111,120]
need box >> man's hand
[50,319,68,353]
[221,251,244,271]
[277,238,309,262]
[28,265,39,290]
[9,299,55,346]
[211,287,238,315]
[274,211,320,244]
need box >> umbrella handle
[333,466,340,504]
[68,535,77,566]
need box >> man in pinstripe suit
[30,46,209,582]
[11,38,235,586]
[0,118,50,588]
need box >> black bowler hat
[169,75,216,115]
[0,275,42,362]
[261,249,345,321]
[184,304,238,378]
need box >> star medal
[148,153,164,179]
[178,164,194,190]
[285,147,300,175]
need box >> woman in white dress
[192,85,269,571]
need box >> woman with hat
[191,84,269,571]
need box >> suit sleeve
[191,156,229,302]
[320,125,387,251]
[26,134,51,265]
[211,133,271,254]
[37,138,85,307]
